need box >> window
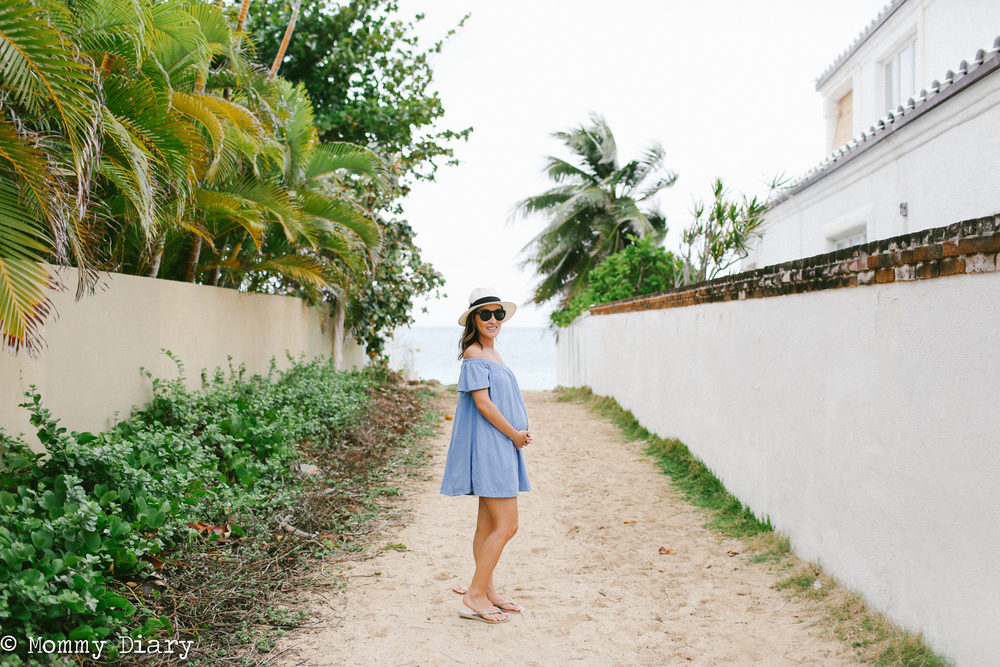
[832,90,853,149]
[885,38,916,113]
[833,230,867,250]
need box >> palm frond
[609,198,657,241]
[0,122,66,236]
[297,191,380,250]
[195,187,265,250]
[171,90,224,172]
[510,185,577,219]
[624,143,666,188]
[0,0,102,243]
[146,0,205,79]
[103,74,205,180]
[314,228,367,278]
[304,142,384,185]
[180,218,216,251]
[279,81,316,186]
[254,254,333,291]
[0,255,56,354]
[636,173,679,201]
[101,109,158,233]
[71,0,147,68]
[185,0,229,53]
[541,156,592,185]
[218,178,302,242]
[201,95,263,150]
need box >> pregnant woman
[440,287,532,624]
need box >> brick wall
[591,214,1000,315]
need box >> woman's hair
[457,315,480,359]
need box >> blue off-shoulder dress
[440,358,531,498]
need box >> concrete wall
[557,271,1000,667]
[1,266,366,445]
[752,66,1000,267]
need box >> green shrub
[0,355,373,663]
[551,236,682,327]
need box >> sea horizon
[388,325,558,390]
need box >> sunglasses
[476,308,506,322]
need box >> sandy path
[274,390,851,666]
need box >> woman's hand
[512,430,531,450]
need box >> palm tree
[1,0,382,354]
[224,88,382,292]
[0,0,102,354]
[513,113,677,306]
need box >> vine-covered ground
[0,358,434,665]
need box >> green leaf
[81,530,101,552]
[30,529,53,552]
[16,568,45,588]
[101,592,136,615]
[108,516,129,538]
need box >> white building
[748,0,1000,267]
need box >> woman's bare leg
[463,496,518,620]
[472,498,514,608]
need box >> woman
[440,287,532,624]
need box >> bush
[0,355,373,663]
[551,236,682,327]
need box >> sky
[399,1,888,328]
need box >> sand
[271,390,852,666]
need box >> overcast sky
[400,1,887,327]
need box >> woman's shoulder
[462,344,485,360]
[462,348,506,368]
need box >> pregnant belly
[507,409,529,432]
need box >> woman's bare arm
[471,388,531,449]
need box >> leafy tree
[676,178,770,286]
[513,113,678,307]
[550,236,682,327]
[246,0,471,183]
[247,0,470,354]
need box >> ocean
[388,326,558,390]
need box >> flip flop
[491,600,525,613]
[458,603,509,624]
[450,586,525,613]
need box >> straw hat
[457,286,518,326]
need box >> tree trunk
[237,0,252,33]
[211,265,222,286]
[332,298,345,369]
[268,0,301,80]
[99,54,114,77]
[184,237,202,282]
[148,236,166,278]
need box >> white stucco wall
[751,67,1000,268]
[557,271,1000,667]
[1,266,364,446]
